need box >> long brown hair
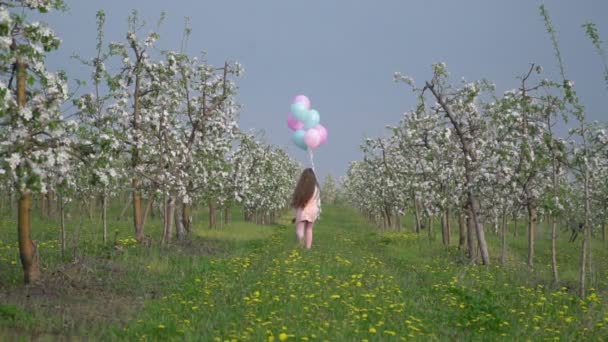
[291,168,318,208]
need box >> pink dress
[295,186,321,223]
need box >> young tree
[0,0,71,283]
[418,63,492,264]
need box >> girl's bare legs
[296,221,306,246]
[304,222,314,249]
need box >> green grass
[1,203,607,341]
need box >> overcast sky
[41,1,607,182]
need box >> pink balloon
[304,128,322,149]
[293,95,311,110]
[314,124,327,144]
[287,113,304,131]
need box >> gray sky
[42,1,607,182]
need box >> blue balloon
[291,102,309,122]
[304,109,320,129]
[292,129,307,150]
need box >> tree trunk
[220,208,224,229]
[395,212,402,231]
[131,54,144,241]
[384,206,392,230]
[175,199,185,241]
[224,206,230,225]
[602,203,607,242]
[427,215,433,242]
[18,190,41,284]
[208,201,217,229]
[182,202,192,234]
[142,194,154,228]
[441,209,450,246]
[500,210,507,265]
[579,167,591,297]
[466,204,477,262]
[132,178,144,241]
[513,213,518,237]
[469,196,489,265]
[162,195,175,244]
[579,227,588,297]
[413,196,421,233]
[527,204,536,268]
[458,213,467,250]
[551,216,559,284]
[102,193,108,244]
[60,193,66,259]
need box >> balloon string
[308,149,315,172]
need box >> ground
[1,205,607,340]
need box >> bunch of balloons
[287,95,327,151]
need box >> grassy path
[116,206,608,341]
[119,206,426,341]
[2,205,607,340]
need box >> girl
[291,168,321,249]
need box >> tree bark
[208,201,217,229]
[132,179,144,241]
[441,209,450,246]
[466,204,477,262]
[60,193,66,258]
[162,195,175,244]
[224,206,230,225]
[527,204,536,268]
[551,216,559,284]
[469,196,489,264]
[18,190,41,284]
[142,194,154,228]
[395,212,402,231]
[413,195,421,233]
[500,210,507,265]
[182,202,192,234]
[175,199,185,241]
[384,206,392,230]
[102,193,108,244]
[427,215,433,242]
[458,212,467,250]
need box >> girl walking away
[291,168,321,249]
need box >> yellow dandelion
[279,332,288,341]
[369,327,376,333]
[157,324,166,329]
